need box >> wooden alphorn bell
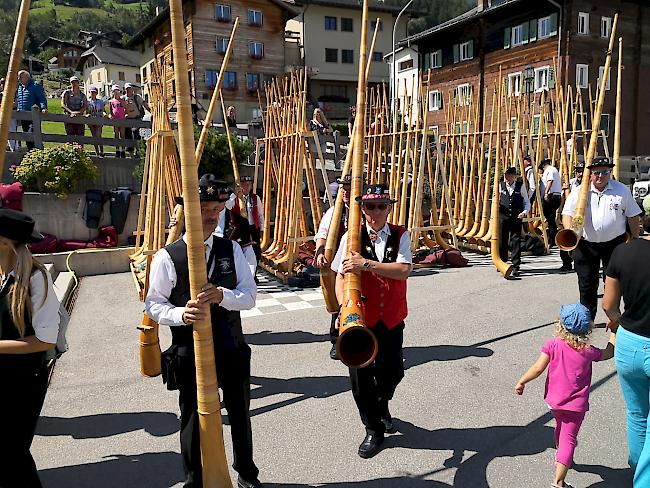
[336,0,378,369]
[556,13,618,251]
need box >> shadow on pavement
[265,477,452,487]
[404,344,493,369]
[573,463,633,487]
[246,330,329,346]
[37,412,179,439]
[40,452,183,488]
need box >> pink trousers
[552,409,586,467]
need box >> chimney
[477,0,489,12]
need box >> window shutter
[423,53,429,70]
[453,44,460,63]
[468,40,474,59]
[529,19,537,41]
[550,13,558,35]
[438,92,443,110]
[548,67,556,89]
[504,27,511,49]
[522,22,529,44]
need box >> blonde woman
[309,108,333,135]
[0,209,60,488]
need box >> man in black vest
[499,167,531,276]
[145,174,261,488]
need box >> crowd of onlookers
[1,71,150,158]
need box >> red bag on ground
[0,182,25,210]
[29,233,59,254]
[414,248,469,267]
[92,226,118,248]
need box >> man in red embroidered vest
[331,183,413,459]
[227,176,264,276]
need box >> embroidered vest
[499,179,524,218]
[223,209,253,248]
[233,194,261,231]
[359,224,408,329]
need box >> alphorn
[556,14,618,251]
[336,0,378,369]
[169,0,233,484]
[613,37,622,180]
[219,90,247,218]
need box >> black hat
[575,162,585,172]
[0,209,44,244]
[505,167,518,176]
[537,158,552,170]
[587,156,615,169]
[240,175,253,183]
[355,183,397,204]
[523,155,532,163]
[174,174,229,205]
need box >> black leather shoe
[238,476,263,488]
[358,433,384,459]
[381,414,396,434]
[330,344,340,360]
[559,264,573,272]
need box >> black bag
[83,189,107,229]
[522,233,546,256]
[109,187,132,234]
[161,345,194,391]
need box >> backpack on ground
[109,187,132,234]
[83,189,106,229]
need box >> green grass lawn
[31,0,147,19]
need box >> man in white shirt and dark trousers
[562,157,642,320]
[523,155,536,200]
[145,174,262,488]
[227,175,264,275]
[539,158,563,246]
[559,162,585,272]
[499,167,531,276]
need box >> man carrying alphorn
[145,174,263,488]
[332,183,412,459]
[227,175,264,276]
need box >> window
[136,74,141,84]
[428,90,442,111]
[598,66,611,91]
[323,84,347,98]
[249,41,264,59]
[248,9,263,27]
[216,37,229,54]
[119,71,125,81]
[215,4,231,22]
[431,49,442,68]
[600,113,610,134]
[325,48,338,63]
[372,52,383,62]
[510,117,517,130]
[223,71,237,89]
[534,66,550,91]
[455,83,472,106]
[246,73,261,91]
[398,58,413,71]
[538,15,552,39]
[459,41,473,61]
[578,12,589,35]
[576,64,589,88]
[205,69,218,87]
[324,16,337,30]
[341,17,353,32]
[601,16,612,38]
[511,23,527,47]
[370,19,383,31]
[533,114,541,135]
[341,49,353,64]
[508,72,522,97]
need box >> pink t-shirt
[542,337,603,412]
[110,98,126,119]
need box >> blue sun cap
[560,303,592,335]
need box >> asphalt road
[32,250,632,487]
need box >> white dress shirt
[215,210,257,277]
[2,270,60,344]
[540,165,562,195]
[331,222,413,274]
[314,205,348,241]
[569,177,581,192]
[145,234,257,326]
[562,180,642,242]
[501,180,531,214]
[226,193,265,228]
[525,166,536,199]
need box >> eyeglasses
[363,203,388,211]
[591,170,611,177]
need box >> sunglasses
[591,170,610,177]
[363,203,388,211]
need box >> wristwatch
[363,259,371,269]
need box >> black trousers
[542,194,562,246]
[177,345,258,487]
[0,364,49,488]
[560,250,573,267]
[329,313,339,344]
[499,217,522,268]
[21,120,34,149]
[349,322,405,436]
[573,234,627,320]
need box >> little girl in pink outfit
[515,303,615,488]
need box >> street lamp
[391,0,413,118]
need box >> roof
[287,0,423,15]
[401,0,524,45]
[38,37,87,50]
[77,45,140,70]
[127,0,301,47]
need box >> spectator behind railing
[224,105,237,130]
[122,83,150,159]
[16,71,47,150]
[0,78,18,151]
[87,86,107,158]
[109,85,127,158]
[61,76,87,138]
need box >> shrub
[11,144,99,198]
[193,127,253,180]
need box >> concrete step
[53,271,76,306]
